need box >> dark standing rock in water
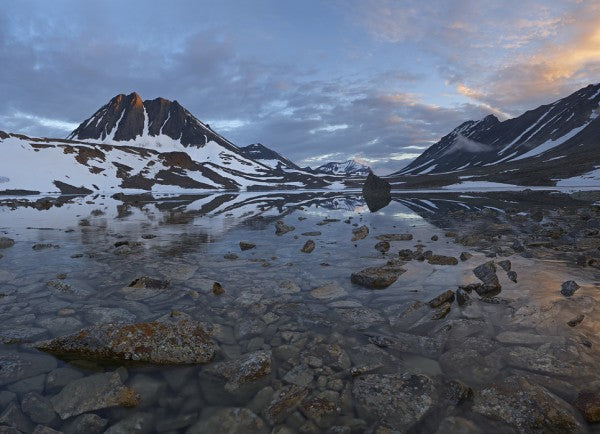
[128,276,169,290]
[456,288,470,306]
[212,282,225,295]
[351,265,405,289]
[560,280,580,297]
[362,171,391,212]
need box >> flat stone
[50,371,138,420]
[374,241,390,253]
[352,373,436,432]
[127,276,169,289]
[310,283,347,300]
[0,351,57,387]
[204,350,272,392]
[428,255,458,265]
[282,364,313,387]
[351,225,369,241]
[376,233,413,241]
[45,367,84,393]
[435,416,482,434]
[428,290,455,308]
[36,319,216,364]
[302,231,321,236]
[0,402,34,433]
[262,385,309,425]
[472,375,583,432]
[351,265,404,289]
[63,413,108,434]
[189,408,268,434]
[275,220,295,236]
[460,252,473,261]
[240,241,256,251]
[501,346,570,376]
[103,412,154,434]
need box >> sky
[1,1,600,174]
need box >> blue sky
[1,0,599,174]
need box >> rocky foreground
[1,191,600,432]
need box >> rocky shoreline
[0,190,600,432]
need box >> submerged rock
[310,282,347,300]
[188,408,268,434]
[574,391,600,423]
[568,314,585,327]
[352,373,436,432]
[239,241,256,251]
[36,319,216,364]
[351,225,369,241]
[560,280,580,297]
[127,276,169,290]
[204,350,272,392]
[301,240,316,253]
[351,265,405,289]
[497,259,511,271]
[376,233,413,241]
[50,371,138,420]
[374,241,390,253]
[472,375,583,432]
[456,288,470,306]
[0,237,15,248]
[362,172,391,212]
[460,252,473,261]
[262,385,309,425]
[428,290,455,308]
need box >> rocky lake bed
[1,189,600,433]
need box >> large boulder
[36,319,216,364]
[362,172,391,212]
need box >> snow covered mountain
[313,160,370,176]
[396,83,600,176]
[0,93,348,194]
[239,143,301,170]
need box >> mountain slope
[239,143,301,170]
[314,160,370,176]
[397,83,600,176]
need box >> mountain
[314,160,370,176]
[0,93,348,194]
[239,143,301,171]
[396,83,600,177]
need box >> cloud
[443,134,493,155]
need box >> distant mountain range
[0,93,370,194]
[390,83,600,188]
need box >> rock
[302,231,321,236]
[431,235,439,241]
[431,302,452,320]
[263,385,309,425]
[21,392,56,425]
[45,367,84,393]
[568,314,585,327]
[456,288,470,306]
[351,225,369,241]
[301,240,316,253]
[561,280,580,297]
[212,282,225,295]
[435,416,482,434]
[32,243,59,250]
[103,412,154,434]
[50,371,138,420]
[36,319,216,364]
[0,325,47,344]
[282,364,313,387]
[398,249,414,260]
[428,255,458,265]
[0,237,14,248]
[574,391,600,423]
[501,347,569,376]
[127,276,169,289]
[495,332,562,346]
[531,210,544,222]
[310,283,347,300]
[239,241,256,251]
[428,290,455,308]
[0,351,57,387]
[32,426,62,434]
[47,280,72,293]
[63,413,108,434]
[224,252,239,260]
[443,379,474,404]
[507,271,518,283]
[312,343,351,370]
[300,398,340,428]
[497,259,511,271]
[188,408,268,434]
[473,261,501,292]
[275,220,295,236]
[472,375,583,432]
[460,252,473,261]
[362,172,391,212]
[352,373,436,431]
[204,350,272,392]
[85,307,136,324]
[374,241,390,253]
[376,233,413,241]
[0,402,34,433]
[351,265,404,289]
